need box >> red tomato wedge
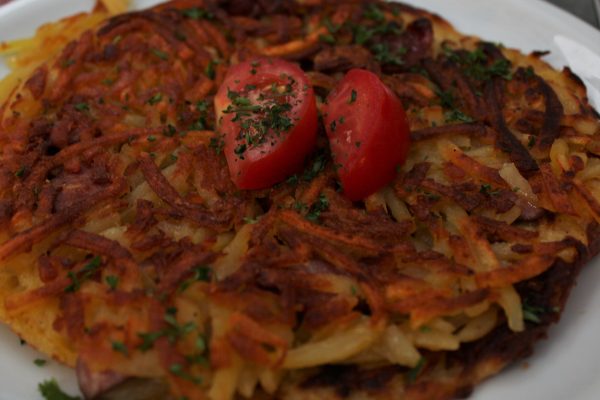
[214,58,318,190]
[324,69,410,201]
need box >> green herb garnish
[181,7,214,20]
[74,103,89,112]
[34,358,47,367]
[349,89,358,104]
[64,256,102,293]
[105,275,119,290]
[151,48,169,61]
[406,358,425,384]
[38,379,81,400]
[112,341,129,356]
[147,93,163,105]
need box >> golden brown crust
[0,1,599,399]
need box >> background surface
[548,0,599,27]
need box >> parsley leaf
[74,103,89,112]
[137,308,196,351]
[64,256,102,293]
[205,59,220,80]
[348,89,358,104]
[445,46,513,81]
[363,4,385,22]
[34,358,47,367]
[445,109,474,123]
[169,363,203,385]
[522,303,554,324]
[178,265,211,292]
[15,166,26,178]
[306,194,330,222]
[38,379,81,400]
[112,341,129,356]
[151,48,169,61]
[319,34,336,44]
[147,93,163,105]
[105,275,119,290]
[181,8,214,20]
[406,358,425,384]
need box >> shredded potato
[0,1,599,399]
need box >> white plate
[1,1,600,399]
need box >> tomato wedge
[214,58,318,190]
[324,69,410,201]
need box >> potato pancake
[1,1,600,399]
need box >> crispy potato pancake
[1,1,600,399]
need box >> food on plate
[214,58,318,189]
[324,68,410,200]
[1,0,600,399]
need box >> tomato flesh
[215,58,318,190]
[324,69,410,201]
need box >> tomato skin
[324,69,410,201]
[214,58,318,190]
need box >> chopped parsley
[522,303,558,324]
[209,134,225,154]
[406,358,425,384]
[224,82,295,157]
[371,42,406,65]
[34,358,47,367]
[363,4,385,22]
[74,103,89,112]
[437,89,475,123]
[480,183,500,196]
[14,166,26,178]
[424,192,441,201]
[445,46,513,81]
[151,48,169,61]
[164,124,177,137]
[348,89,358,104]
[188,100,211,131]
[178,265,211,292]
[445,109,474,123]
[38,379,81,400]
[137,331,163,352]
[352,21,402,46]
[112,341,129,356]
[524,66,536,79]
[319,34,336,44]
[286,151,328,186]
[306,193,330,222]
[436,89,455,109]
[169,363,203,385]
[105,275,119,290]
[64,256,102,293]
[147,93,163,105]
[205,59,220,80]
[138,308,196,351]
[234,143,247,158]
[181,7,214,20]
[330,120,337,132]
[322,17,341,33]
